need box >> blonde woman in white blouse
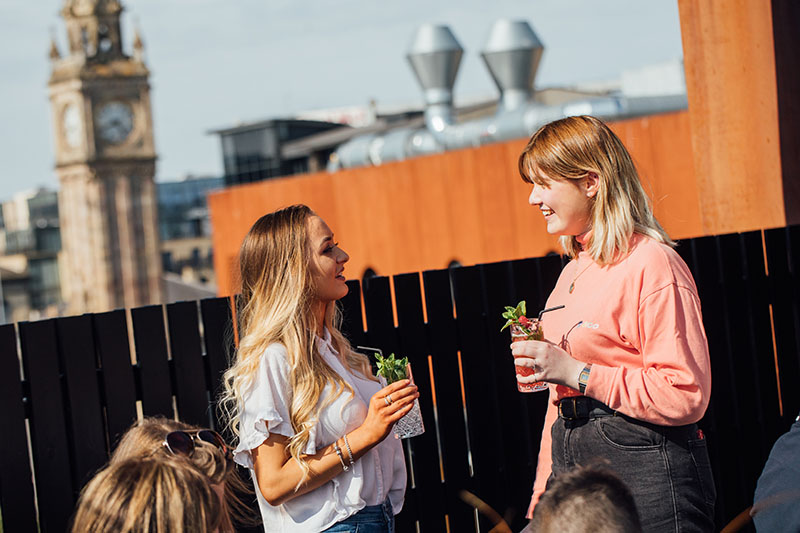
[221,205,418,533]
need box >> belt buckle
[559,397,579,421]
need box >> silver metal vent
[481,20,544,111]
[406,25,463,132]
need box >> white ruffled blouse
[233,329,407,532]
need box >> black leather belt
[557,396,702,445]
[558,396,616,421]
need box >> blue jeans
[322,499,394,533]
[550,400,716,532]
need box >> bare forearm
[255,428,379,505]
[254,379,418,506]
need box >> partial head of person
[518,115,672,264]
[111,417,253,532]
[112,417,230,484]
[222,204,373,481]
[528,464,642,533]
[71,455,223,533]
[236,204,350,335]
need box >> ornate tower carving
[49,0,162,313]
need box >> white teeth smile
[541,208,554,216]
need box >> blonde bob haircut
[220,204,374,483]
[518,115,673,264]
[70,456,222,533]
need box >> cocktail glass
[510,320,548,392]
[378,362,425,439]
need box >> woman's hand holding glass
[510,338,585,390]
[358,379,419,443]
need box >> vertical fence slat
[783,225,800,420]
[481,260,540,531]
[167,301,211,427]
[393,272,447,532]
[765,226,800,426]
[736,231,783,447]
[686,235,741,523]
[359,275,419,531]
[56,315,108,488]
[19,320,75,532]
[201,297,234,433]
[131,305,173,417]
[361,276,400,356]
[422,269,475,532]
[0,324,38,531]
[93,310,138,448]
[451,265,507,531]
[340,279,367,349]
[715,233,777,512]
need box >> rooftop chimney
[481,20,543,111]
[406,24,463,132]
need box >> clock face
[96,101,134,144]
[62,104,83,148]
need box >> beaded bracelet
[333,442,349,471]
[342,433,355,468]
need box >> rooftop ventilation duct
[329,19,687,171]
[406,25,463,133]
[481,20,543,111]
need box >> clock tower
[49,0,162,313]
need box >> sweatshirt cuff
[584,363,619,406]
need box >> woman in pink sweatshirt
[513,115,715,532]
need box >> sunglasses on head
[163,429,231,459]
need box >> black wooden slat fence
[2,228,800,532]
[19,320,74,531]
[0,324,38,531]
[420,268,475,532]
[168,301,211,428]
[201,297,235,434]
[132,305,173,418]
[57,315,107,490]
[93,309,138,447]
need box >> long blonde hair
[111,417,254,531]
[518,115,673,264]
[220,204,374,482]
[71,456,223,533]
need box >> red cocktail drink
[510,320,548,392]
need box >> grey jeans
[550,407,716,533]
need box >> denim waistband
[339,498,393,524]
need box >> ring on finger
[384,394,393,406]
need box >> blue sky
[0,0,683,199]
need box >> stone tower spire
[60,0,125,60]
[132,25,144,62]
[48,35,61,61]
[48,0,162,313]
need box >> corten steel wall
[209,111,704,297]
[678,0,800,231]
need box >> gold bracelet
[333,441,349,471]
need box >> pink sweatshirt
[527,234,712,516]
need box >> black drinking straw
[538,304,565,321]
